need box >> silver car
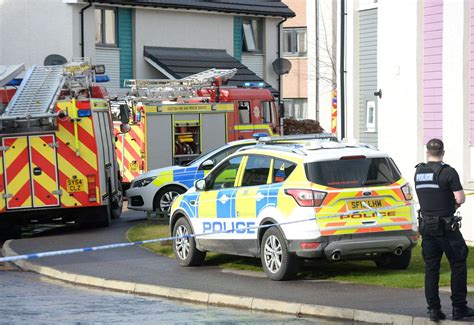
[126,139,256,215]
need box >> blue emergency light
[252,132,269,139]
[6,78,23,86]
[78,109,92,117]
[95,75,110,83]
[243,82,265,88]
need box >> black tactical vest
[414,162,456,217]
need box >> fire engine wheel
[154,186,186,216]
[260,227,299,281]
[111,182,123,219]
[172,217,206,266]
[375,249,412,270]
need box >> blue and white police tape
[0,202,416,264]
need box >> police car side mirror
[195,179,206,191]
[200,159,214,170]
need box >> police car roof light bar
[253,144,307,156]
[258,133,337,144]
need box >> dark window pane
[209,156,243,190]
[242,156,271,187]
[262,101,273,124]
[273,159,296,183]
[305,158,401,188]
[238,101,251,124]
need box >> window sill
[282,54,308,58]
[95,44,119,49]
[242,52,264,56]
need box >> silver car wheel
[160,190,180,213]
[263,234,283,274]
[175,225,190,260]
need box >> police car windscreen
[305,157,401,188]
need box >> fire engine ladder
[0,65,65,121]
[125,68,237,100]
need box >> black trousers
[422,229,469,310]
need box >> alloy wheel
[160,190,180,213]
[263,234,283,273]
[175,224,190,260]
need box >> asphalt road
[4,209,467,319]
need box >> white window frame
[282,28,307,57]
[366,100,376,132]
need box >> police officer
[415,138,474,321]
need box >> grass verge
[127,222,474,289]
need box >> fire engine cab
[0,60,126,238]
[113,69,280,186]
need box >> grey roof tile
[91,0,295,17]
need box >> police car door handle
[255,192,264,201]
[362,220,377,225]
[190,200,197,206]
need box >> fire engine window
[262,101,273,124]
[272,159,296,183]
[95,8,116,45]
[238,101,251,124]
[241,155,272,187]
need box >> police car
[126,139,257,214]
[170,136,418,280]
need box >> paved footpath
[3,211,473,324]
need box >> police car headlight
[133,176,157,188]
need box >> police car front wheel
[261,227,299,281]
[173,218,206,267]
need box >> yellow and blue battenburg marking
[153,166,207,189]
[172,167,206,188]
[178,183,284,220]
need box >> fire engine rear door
[29,135,60,208]
[2,136,33,209]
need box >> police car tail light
[313,191,327,206]
[401,184,413,200]
[285,189,327,207]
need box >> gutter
[80,0,93,58]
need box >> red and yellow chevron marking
[314,179,413,236]
[30,135,60,208]
[0,144,5,212]
[56,100,100,208]
[2,137,32,209]
[114,122,145,183]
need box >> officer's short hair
[426,138,444,157]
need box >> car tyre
[154,185,186,216]
[375,249,412,270]
[173,217,206,266]
[260,227,298,281]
